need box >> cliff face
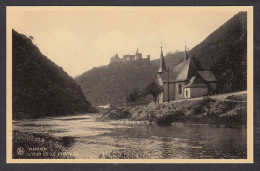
[12,30,94,119]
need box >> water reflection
[160,137,172,159]
[13,114,246,159]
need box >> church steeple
[136,48,139,54]
[185,46,188,60]
[158,46,167,73]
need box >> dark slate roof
[171,59,191,81]
[184,76,207,88]
[158,48,167,73]
[198,71,217,82]
[159,59,196,82]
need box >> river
[13,113,247,159]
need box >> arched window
[178,84,182,94]
[186,90,188,97]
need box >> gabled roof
[158,59,197,83]
[198,71,217,82]
[184,76,207,88]
[171,59,192,81]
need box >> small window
[178,84,182,94]
[186,90,188,97]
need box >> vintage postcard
[6,6,253,163]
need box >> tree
[144,82,163,104]
[191,56,203,71]
[127,89,141,105]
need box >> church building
[157,47,217,103]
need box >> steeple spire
[136,48,139,53]
[158,46,167,73]
[185,46,188,60]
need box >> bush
[193,97,215,115]
[227,94,247,101]
[105,107,131,120]
[155,110,184,126]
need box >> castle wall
[147,55,150,61]
[111,51,149,64]
[110,58,123,64]
[123,55,135,62]
[135,53,142,60]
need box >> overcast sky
[8,7,243,77]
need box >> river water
[13,114,247,159]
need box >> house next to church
[157,46,217,103]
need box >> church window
[186,90,188,97]
[178,84,182,94]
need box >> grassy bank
[102,92,247,127]
[13,131,75,159]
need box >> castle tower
[147,55,150,61]
[135,48,142,60]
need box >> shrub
[227,94,247,101]
[106,107,130,120]
[193,97,215,115]
[155,110,184,126]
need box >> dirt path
[156,91,247,106]
[216,99,247,103]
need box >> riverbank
[12,111,247,159]
[13,131,75,159]
[101,91,247,127]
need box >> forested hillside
[188,12,247,93]
[76,12,247,105]
[75,61,158,106]
[152,51,185,69]
[13,30,94,119]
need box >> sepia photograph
[6,6,253,163]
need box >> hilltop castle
[157,47,217,103]
[110,49,150,64]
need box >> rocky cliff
[12,30,94,119]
